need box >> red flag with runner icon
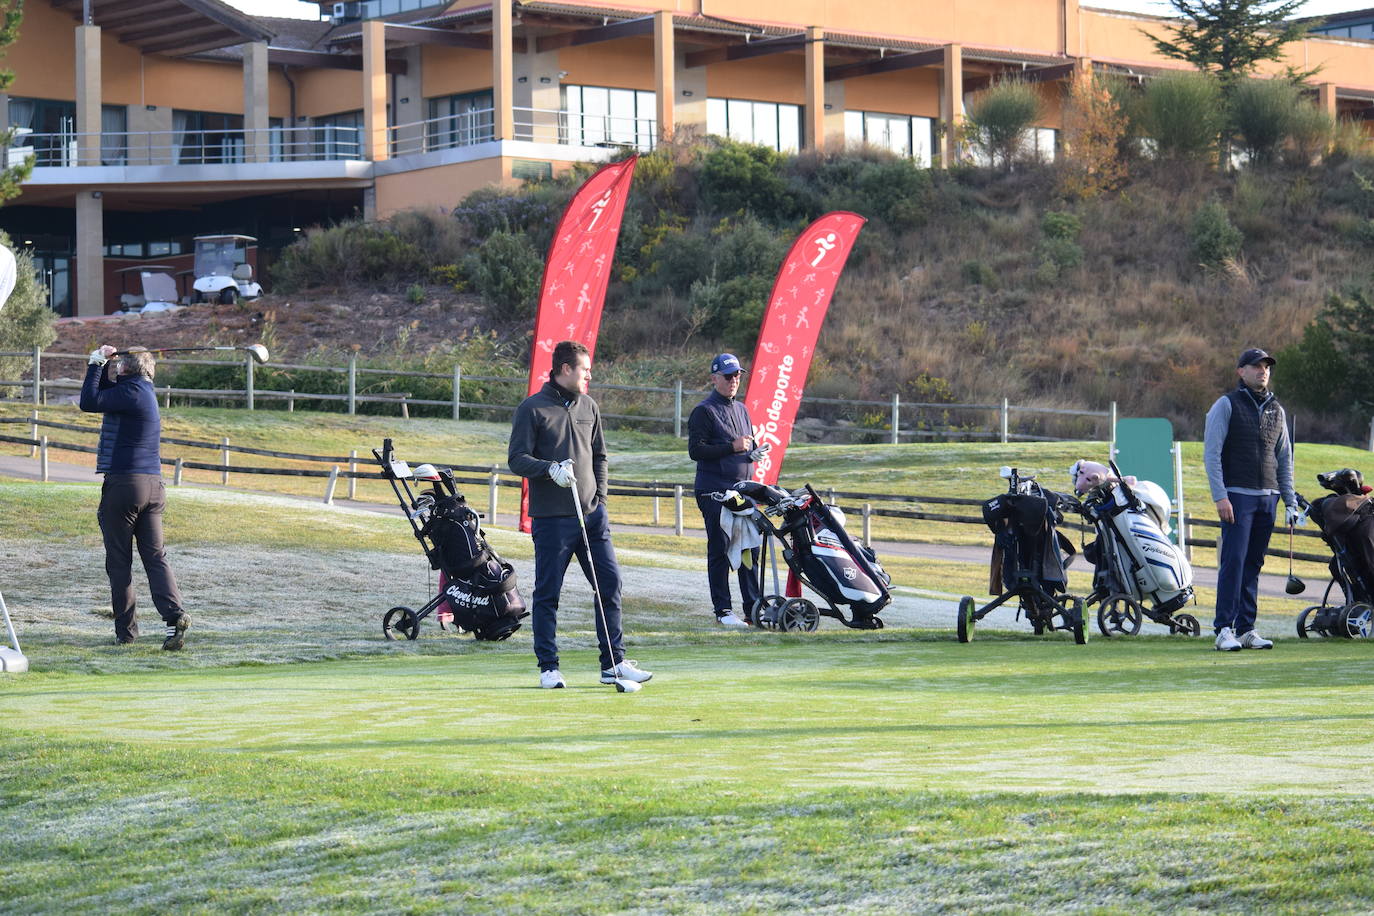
[519,155,639,532]
[744,211,867,485]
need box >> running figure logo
[587,188,615,230]
[809,232,838,267]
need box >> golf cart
[115,265,182,315]
[192,234,263,305]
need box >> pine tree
[1142,0,1312,93]
[0,1,30,205]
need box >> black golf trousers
[98,474,186,641]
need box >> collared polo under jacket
[508,381,608,517]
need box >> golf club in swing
[568,467,639,693]
[110,344,270,364]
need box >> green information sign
[1113,417,1182,543]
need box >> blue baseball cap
[1237,347,1275,368]
[711,353,742,375]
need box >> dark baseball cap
[711,353,742,375]
[1237,348,1275,368]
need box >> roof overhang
[50,0,275,57]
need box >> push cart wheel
[1342,603,1373,639]
[957,596,975,643]
[1295,605,1322,639]
[1170,613,1201,637]
[750,596,787,629]
[781,598,820,632]
[383,606,421,641]
[1097,593,1144,638]
[1069,598,1088,645]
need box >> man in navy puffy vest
[1203,347,1298,652]
[80,345,190,650]
[688,353,770,627]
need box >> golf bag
[1077,470,1198,637]
[373,439,527,641]
[1298,468,1374,639]
[958,468,1086,643]
[731,481,891,630]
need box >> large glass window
[173,110,245,164]
[7,98,126,166]
[843,110,935,166]
[562,85,655,150]
[706,98,801,151]
[313,110,364,159]
[427,91,494,150]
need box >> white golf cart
[192,234,263,305]
[115,265,182,315]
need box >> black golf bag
[731,480,891,630]
[1298,467,1374,639]
[958,468,1086,644]
[373,439,528,641]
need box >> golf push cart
[1297,467,1374,639]
[372,439,527,642]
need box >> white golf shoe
[716,613,749,628]
[539,669,566,689]
[1214,627,1242,651]
[601,659,653,684]
[1239,629,1274,649]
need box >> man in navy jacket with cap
[1203,347,1298,652]
[688,353,769,627]
[80,345,190,650]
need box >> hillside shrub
[1041,210,1081,241]
[1231,78,1299,165]
[1140,71,1223,161]
[1278,285,1374,418]
[1283,100,1333,167]
[698,141,793,219]
[463,230,542,320]
[271,221,429,292]
[965,80,1045,170]
[0,234,55,397]
[1060,73,1128,198]
[1190,201,1243,266]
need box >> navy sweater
[79,363,163,475]
[688,390,755,493]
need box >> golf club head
[246,344,269,364]
[615,678,641,693]
[1285,576,1306,595]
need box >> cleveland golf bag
[373,439,527,641]
[1297,468,1374,639]
[1076,465,1198,638]
[730,481,891,630]
[959,467,1086,644]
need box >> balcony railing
[387,108,658,156]
[8,125,364,168]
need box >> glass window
[708,98,802,152]
[173,110,245,164]
[844,110,935,166]
[560,85,656,151]
[426,91,494,150]
[313,110,364,159]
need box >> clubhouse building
[7,0,1374,315]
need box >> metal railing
[12,125,364,168]
[387,108,656,157]
[2,348,1118,444]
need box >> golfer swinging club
[80,345,190,650]
[508,340,652,689]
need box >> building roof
[48,0,275,56]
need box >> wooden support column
[492,0,515,141]
[1318,82,1338,118]
[940,43,963,168]
[654,10,674,144]
[75,25,101,166]
[804,26,825,150]
[362,20,388,161]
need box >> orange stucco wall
[844,68,943,117]
[421,45,491,99]
[558,37,656,90]
[10,1,80,99]
[375,157,508,216]
[707,55,808,105]
[295,67,367,118]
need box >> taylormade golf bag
[732,480,891,629]
[1080,477,1194,619]
[1298,468,1374,639]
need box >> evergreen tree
[1142,0,1312,93]
[0,1,29,204]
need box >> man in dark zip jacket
[508,340,652,690]
[1203,347,1297,652]
[688,353,768,627]
[79,345,190,650]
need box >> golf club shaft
[571,487,618,677]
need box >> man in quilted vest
[80,345,190,650]
[1203,347,1298,652]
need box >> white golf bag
[1089,479,1194,615]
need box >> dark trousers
[696,494,761,615]
[98,474,185,641]
[1213,491,1278,635]
[530,504,623,672]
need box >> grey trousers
[98,474,185,641]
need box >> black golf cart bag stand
[958,468,1087,644]
[730,481,891,630]
[372,439,528,641]
[1298,468,1374,639]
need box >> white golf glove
[747,442,772,462]
[89,346,112,366]
[548,459,576,489]
[1286,505,1306,527]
